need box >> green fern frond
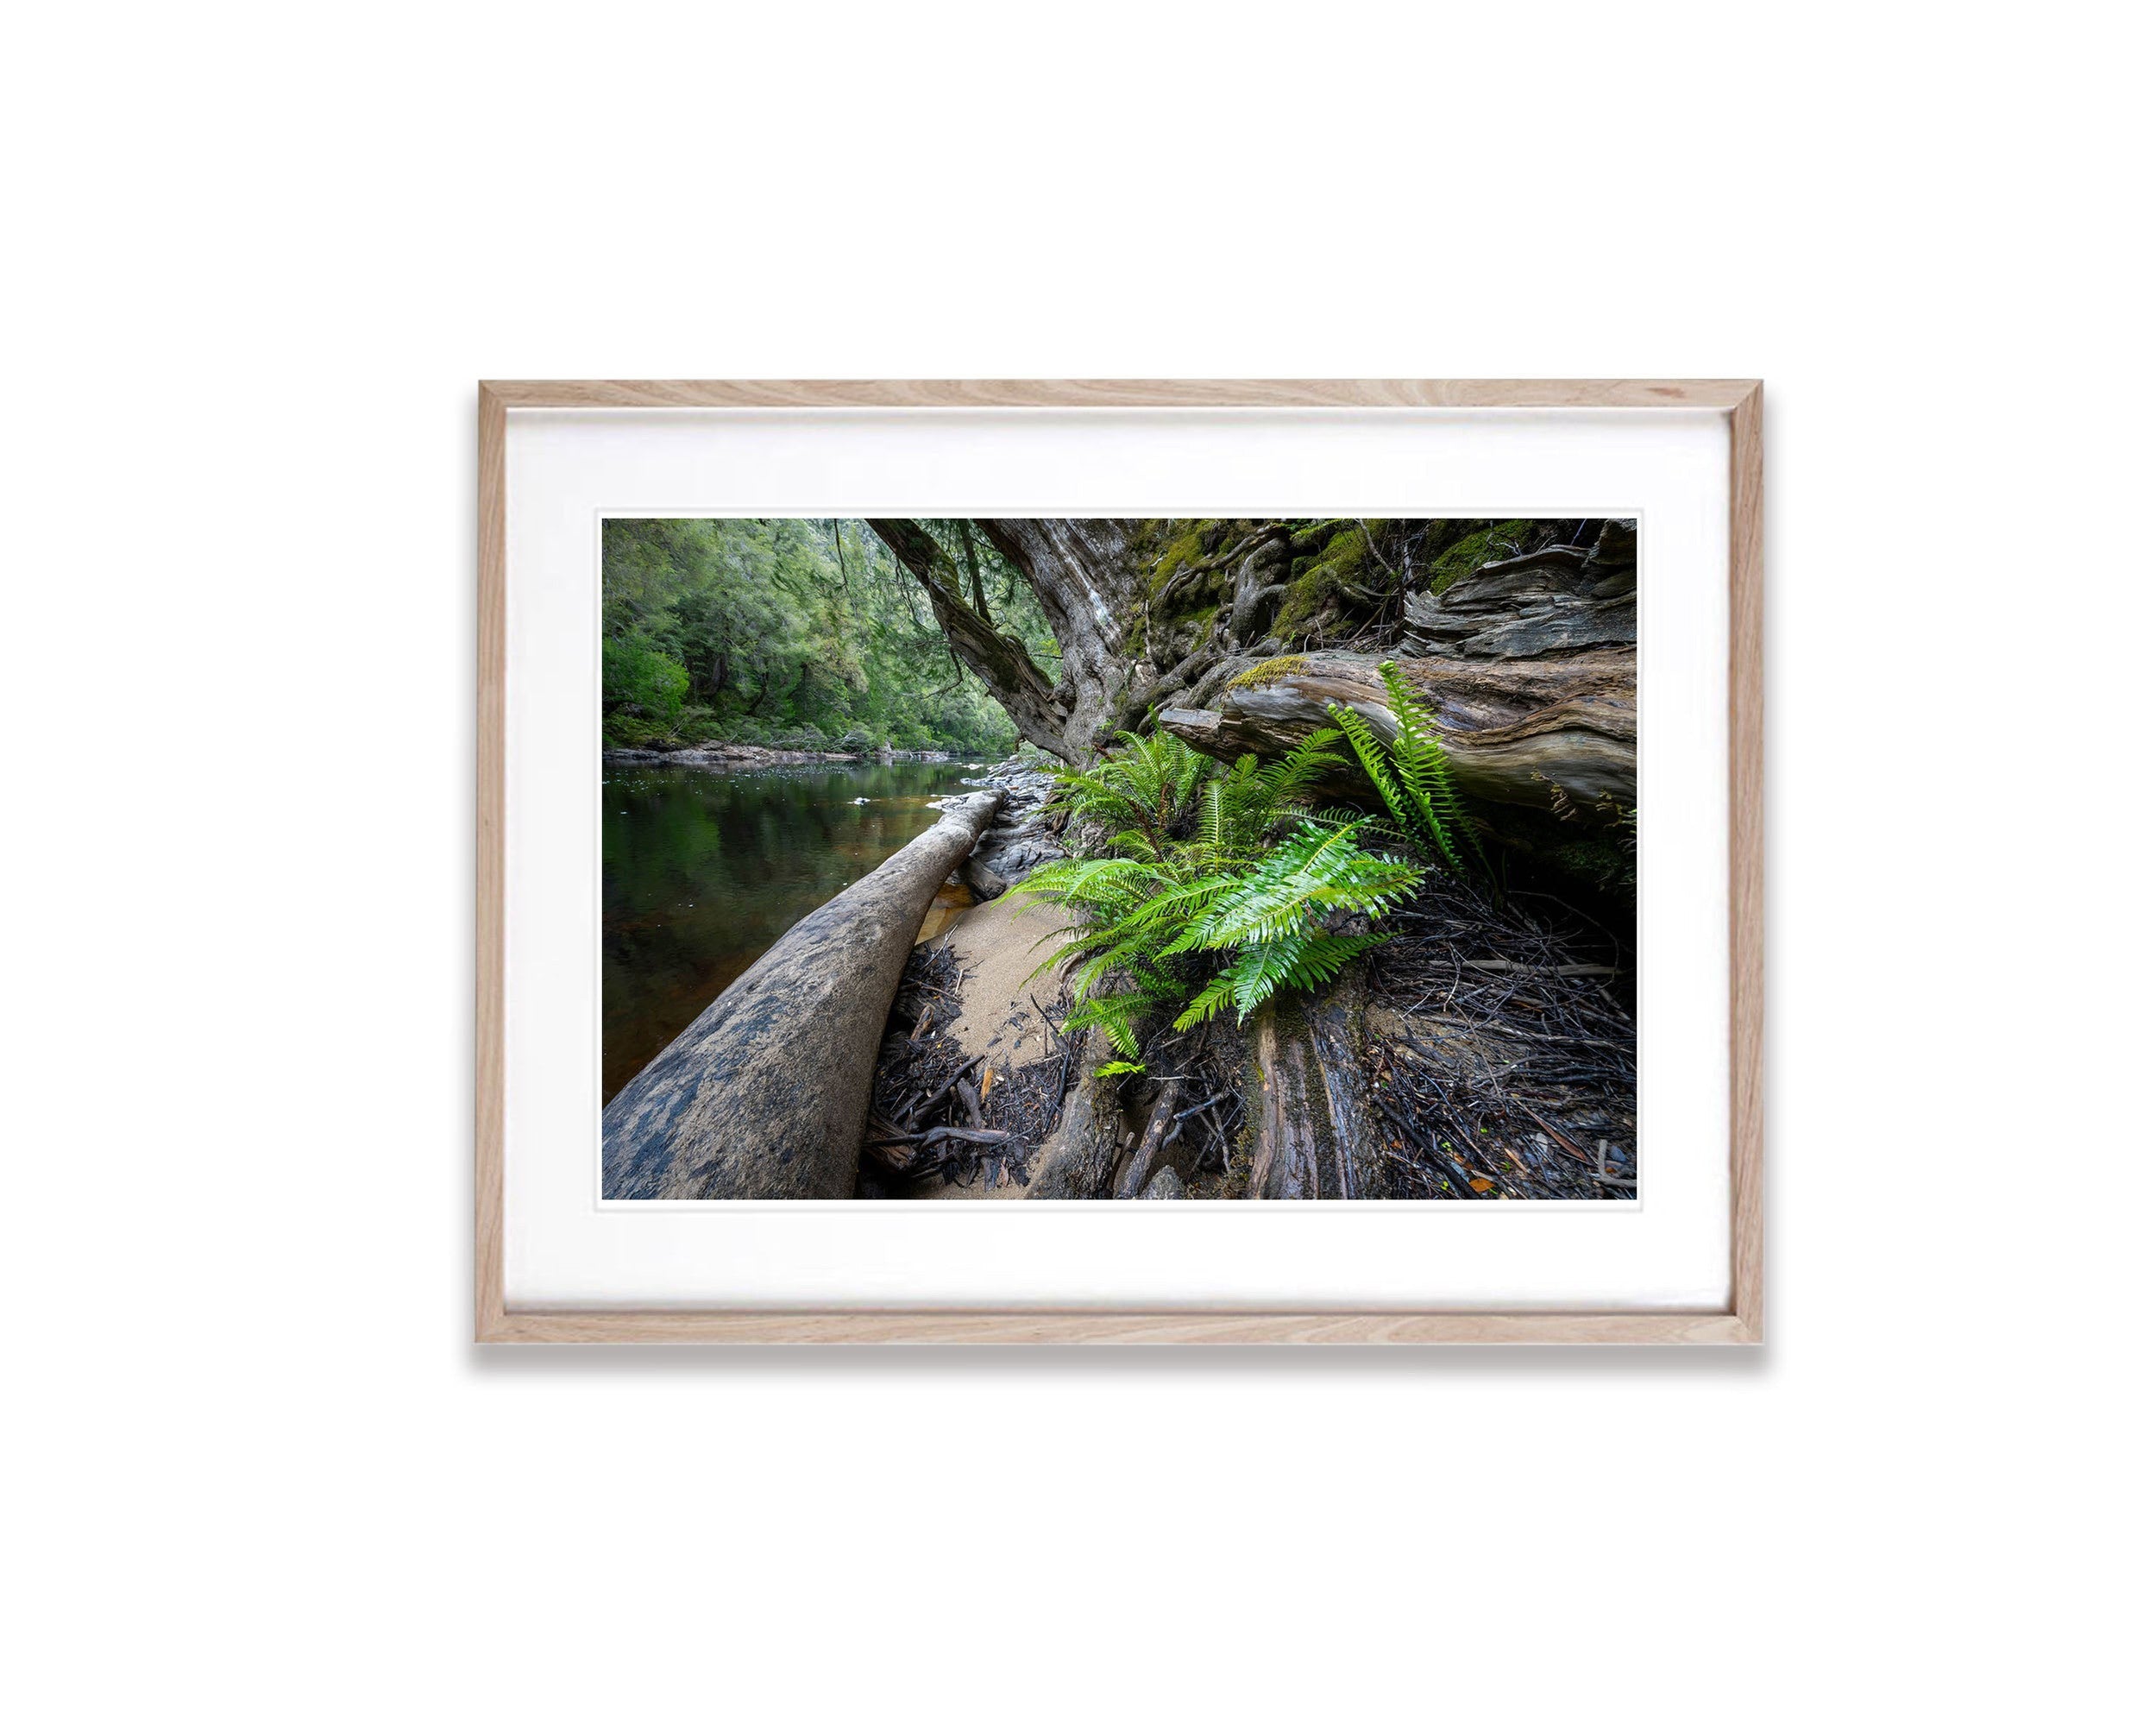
[1171,970,1244,1032]
[1060,991,1151,1060]
[1377,661,1487,872]
[1021,718,1428,1048]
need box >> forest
[602,517,1056,756]
[604,515,1642,1203]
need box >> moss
[1290,519,1353,555]
[1424,518,1537,596]
[1549,835,1637,895]
[1147,526,1211,599]
[1227,653,1312,690]
[1273,525,1369,634]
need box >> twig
[898,1051,988,1129]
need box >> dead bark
[1023,1029,1127,1198]
[1246,980,1385,1200]
[602,790,1003,1199]
[1159,650,1635,819]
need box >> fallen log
[1159,649,1634,819]
[602,790,1003,1199]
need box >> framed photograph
[477,381,1763,1343]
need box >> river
[603,757,984,1102]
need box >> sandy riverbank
[908,893,1071,1201]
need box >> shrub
[602,636,689,725]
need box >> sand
[908,892,1072,1202]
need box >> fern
[1329,663,1487,877]
[1021,732,1424,1050]
[1041,730,1210,856]
[1378,662,1487,872]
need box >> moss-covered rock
[1423,519,1538,596]
[1273,524,1370,635]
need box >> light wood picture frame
[477,380,1763,1344]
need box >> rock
[960,759,1066,890]
[964,853,1011,901]
[605,741,859,769]
[1140,1168,1185,1199]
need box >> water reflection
[603,759,978,1101]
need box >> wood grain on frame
[1727,385,1766,1344]
[481,378,1758,411]
[475,381,1765,1344]
[477,385,507,1340]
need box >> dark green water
[603,758,983,1102]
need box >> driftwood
[602,790,1003,1199]
[1160,650,1634,819]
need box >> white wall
[7,5,2141,1722]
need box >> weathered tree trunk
[602,790,1003,1199]
[873,517,1637,803]
[976,519,1148,760]
[1160,650,1635,820]
[866,519,1072,760]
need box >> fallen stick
[1173,1089,1236,1123]
[1112,1080,1184,1200]
[1518,1101,1596,1166]
[1459,959,1619,977]
[900,1051,989,1130]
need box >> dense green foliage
[601,519,1058,753]
[1330,662,1490,878]
[1021,732,1421,1068]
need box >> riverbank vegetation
[1022,671,1479,1071]
[603,518,1057,755]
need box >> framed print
[477,380,1763,1343]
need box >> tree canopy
[601,518,1059,754]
